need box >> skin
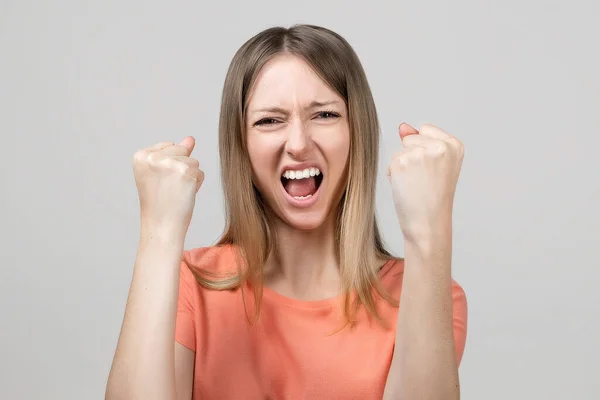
[106,138,202,400]
[105,54,464,400]
[244,54,350,299]
[383,122,464,400]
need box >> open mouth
[280,167,324,200]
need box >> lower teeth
[293,194,313,200]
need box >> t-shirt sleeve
[451,280,468,366]
[175,257,197,351]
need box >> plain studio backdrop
[1,0,598,399]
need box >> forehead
[246,54,341,109]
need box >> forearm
[383,224,459,400]
[106,229,184,400]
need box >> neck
[264,212,341,301]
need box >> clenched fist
[133,136,204,240]
[387,123,464,244]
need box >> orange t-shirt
[176,245,468,400]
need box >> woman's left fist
[387,123,464,243]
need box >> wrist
[404,234,450,262]
[403,229,453,281]
[404,216,451,245]
[140,223,187,249]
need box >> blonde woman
[106,24,468,400]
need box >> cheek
[323,126,351,170]
[246,133,278,189]
[247,133,271,164]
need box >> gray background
[1,0,598,399]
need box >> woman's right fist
[132,136,204,238]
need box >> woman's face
[245,54,350,231]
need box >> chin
[279,209,331,231]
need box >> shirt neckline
[260,258,398,309]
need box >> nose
[284,119,312,160]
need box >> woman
[106,24,467,400]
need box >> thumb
[399,122,419,142]
[179,136,196,156]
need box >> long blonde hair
[191,24,398,327]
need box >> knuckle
[411,146,426,159]
[156,156,177,173]
[180,163,199,181]
[133,149,149,164]
[429,140,448,156]
[173,160,189,175]
[147,151,162,165]
[393,152,408,167]
[419,123,434,134]
[455,144,465,159]
[164,161,189,179]
[387,159,400,176]
[447,136,463,149]
[445,136,465,159]
[189,158,200,168]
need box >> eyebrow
[250,100,342,114]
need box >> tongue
[285,177,317,197]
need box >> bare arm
[106,234,194,400]
[106,137,203,400]
[175,342,195,400]
[384,122,465,399]
[383,228,459,400]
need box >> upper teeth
[283,168,321,180]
